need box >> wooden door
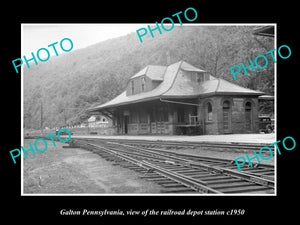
[245,102,252,131]
[124,115,129,134]
[150,109,156,134]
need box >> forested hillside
[24,25,274,129]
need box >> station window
[131,80,134,94]
[141,77,145,92]
[197,72,203,83]
[207,102,213,121]
[158,107,169,122]
[129,111,138,123]
[139,110,148,123]
[245,102,251,110]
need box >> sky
[21,24,143,57]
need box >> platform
[71,133,275,145]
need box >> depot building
[87,61,264,135]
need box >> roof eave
[213,91,265,96]
[87,96,162,112]
[88,91,265,112]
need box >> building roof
[131,65,167,80]
[258,95,274,100]
[180,61,206,72]
[163,75,264,97]
[88,60,264,112]
[88,115,97,122]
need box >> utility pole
[40,102,43,134]
[64,109,67,127]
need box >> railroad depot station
[88,60,266,135]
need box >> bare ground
[23,139,162,194]
[23,137,275,194]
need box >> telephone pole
[40,102,43,134]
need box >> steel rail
[85,138,271,150]
[73,139,274,190]
[104,141,275,189]
[82,141,222,194]
[81,138,274,167]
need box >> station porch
[111,99,201,135]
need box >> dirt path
[23,139,162,194]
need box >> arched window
[207,102,213,121]
[245,102,251,110]
[223,100,230,109]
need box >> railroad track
[69,138,275,194]
[76,138,273,153]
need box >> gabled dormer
[179,61,209,83]
[126,65,167,96]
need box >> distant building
[88,61,264,135]
[80,123,87,128]
[87,115,109,128]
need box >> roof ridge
[144,65,150,74]
[215,78,222,93]
[161,60,184,96]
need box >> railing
[189,115,199,126]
